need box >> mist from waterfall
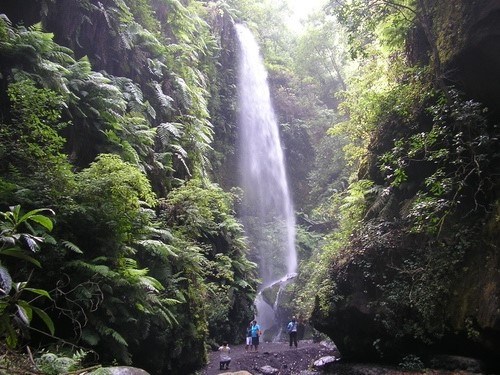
[235,23,297,331]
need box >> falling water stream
[235,24,297,334]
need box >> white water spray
[235,24,297,331]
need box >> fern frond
[97,323,128,347]
[171,144,188,158]
[147,227,174,242]
[173,75,191,108]
[66,260,112,277]
[147,58,167,78]
[145,101,156,119]
[137,275,164,292]
[157,122,184,143]
[157,308,178,326]
[137,240,178,258]
[364,185,391,219]
[61,240,83,254]
[152,82,173,109]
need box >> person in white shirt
[245,322,253,352]
[218,341,231,370]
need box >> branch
[27,326,88,351]
[381,0,417,15]
[313,46,347,91]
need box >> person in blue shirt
[250,320,262,352]
[287,316,298,348]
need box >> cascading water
[235,23,297,334]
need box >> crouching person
[218,341,231,370]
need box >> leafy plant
[35,349,88,375]
[160,179,257,345]
[380,89,497,234]
[0,205,55,348]
[399,354,425,371]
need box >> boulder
[89,366,150,375]
[258,365,279,374]
[430,355,483,373]
[312,355,339,371]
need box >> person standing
[287,316,298,348]
[218,341,231,370]
[245,321,253,352]
[250,320,262,352]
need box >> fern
[60,240,83,254]
[363,184,390,218]
[146,226,174,242]
[157,122,184,143]
[147,58,167,78]
[171,144,188,159]
[157,308,178,326]
[66,260,112,277]
[96,322,128,347]
[152,81,173,110]
[137,239,178,258]
[172,74,192,108]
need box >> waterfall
[235,23,297,333]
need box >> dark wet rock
[310,2,500,370]
[319,340,338,352]
[430,355,483,373]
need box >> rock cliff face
[436,0,500,118]
[311,1,500,371]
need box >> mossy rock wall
[312,1,500,371]
[431,0,500,114]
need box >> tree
[327,0,446,91]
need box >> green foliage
[0,206,55,348]
[0,2,258,373]
[294,180,374,316]
[328,0,416,58]
[35,350,88,375]
[380,90,497,234]
[288,226,324,315]
[0,79,68,175]
[162,179,257,344]
[370,226,474,347]
[398,354,425,371]
[293,12,349,103]
[51,155,183,365]
[75,154,156,242]
[0,20,75,92]
[226,0,293,62]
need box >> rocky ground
[201,340,336,375]
[200,340,488,375]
